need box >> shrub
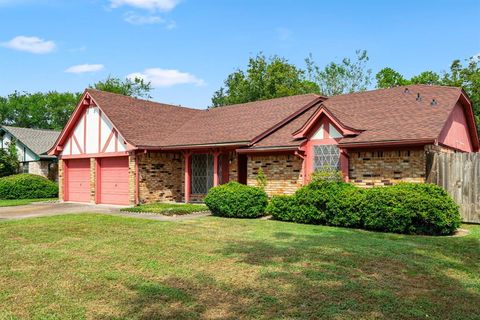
[0,174,58,199]
[204,182,268,218]
[310,166,343,184]
[362,183,461,235]
[267,180,460,236]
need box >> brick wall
[228,152,238,182]
[246,154,303,196]
[28,161,49,178]
[58,159,64,201]
[128,155,136,205]
[137,152,184,203]
[90,158,96,203]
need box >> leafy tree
[211,54,319,107]
[91,76,153,99]
[0,91,81,130]
[375,67,409,88]
[0,139,19,177]
[410,71,441,85]
[306,50,372,96]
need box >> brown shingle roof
[87,89,322,148]
[254,85,467,149]
[86,85,471,151]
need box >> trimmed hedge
[266,181,460,236]
[0,174,58,199]
[204,182,268,218]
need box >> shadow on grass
[109,226,480,319]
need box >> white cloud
[124,12,163,25]
[127,68,205,87]
[110,0,180,12]
[2,36,56,54]
[65,64,105,74]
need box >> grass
[0,198,56,207]
[121,203,208,215]
[0,215,478,319]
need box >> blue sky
[0,0,479,109]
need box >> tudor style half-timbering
[50,85,479,205]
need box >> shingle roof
[83,85,472,151]
[1,126,60,156]
[253,85,468,149]
[87,89,322,148]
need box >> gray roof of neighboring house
[1,125,60,158]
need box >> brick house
[0,126,60,180]
[49,85,479,205]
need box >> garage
[65,158,90,202]
[98,157,129,205]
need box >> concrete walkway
[0,202,210,221]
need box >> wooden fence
[426,152,480,223]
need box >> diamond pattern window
[313,145,340,171]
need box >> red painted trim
[114,130,118,152]
[236,147,297,154]
[83,108,87,154]
[135,152,139,205]
[72,134,84,154]
[184,152,191,203]
[95,158,101,204]
[59,151,129,159]
[251,96,325,145]
[339,139,435,149]
[293,106,361,139]
[102,129,115,153]
[98,109,102,153]
[213,150,219,186]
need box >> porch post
[213,150,220,186]
[184,152,191,203]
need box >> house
[0,126,60,180]
[48,85,479,205]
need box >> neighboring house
[48,85,479,205]
[0,126,60,180]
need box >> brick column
[89,158,96,203]
[184,152,191,203]
[128,154,136,205]
[58,159,64,201]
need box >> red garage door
[65,159,90,203]
[99,157,129,205]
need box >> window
[20,162,29,174]
[313,145,340,171]
[191,154,214,194]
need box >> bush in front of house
[267,181,460,236]
[362,183,461,235]
[0,174,58,199]
[204,182,268,218]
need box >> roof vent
[416,93,422,102]
[404,88,410,94]
[431,98,438,106]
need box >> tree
[0,91,81,130]
[211,54,319,107]
[91,76,153,99]
[375,67,409,88]
[0,139,19,177]
[306,50,372,96]
[410,71,441,85]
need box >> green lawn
[0,198,56,207]
[121,203,208,215]
[0,215,478,319]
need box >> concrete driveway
[0,201,210,221]
[0,202,124,220]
